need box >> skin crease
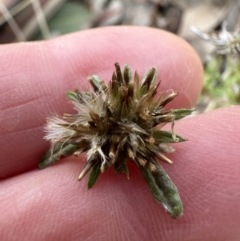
[0,26,239,240]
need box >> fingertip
[47,26,203,107]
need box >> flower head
[40,63,194,218]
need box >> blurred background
[1,0,240,112]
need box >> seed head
[40,63,194,218]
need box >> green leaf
[88,163,101,189]
[153,130,186,143]
[139,160,183,218]
[66,91,78,101]
[172,108,195,120]
[39,143,78,169]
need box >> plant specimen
[40,63,194,218]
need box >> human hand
[1,26,239,241]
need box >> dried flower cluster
[40,63,194,218]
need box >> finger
[0,26,203,178]
[1,107,239,241]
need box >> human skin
[0,26,240,241]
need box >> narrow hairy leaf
[172,108,195,120]
[39,143,78,169]
[88,163,101,189]
[153,130,186,143]
[140,160,183,218]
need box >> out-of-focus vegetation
[201,58,240,111]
